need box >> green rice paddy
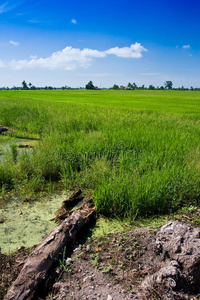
[0,90,200,219]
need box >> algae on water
[0,192,71,254]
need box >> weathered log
[63,196,84,208]
[5,197,96,300]
[18,144,33,149]
[62,189,84,208]
[68,189,82,200]
[53,190,85,223]
[0,125,8,134]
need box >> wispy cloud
[140,73,160,76]
[28,19,53,25]
[71,19,77,24]
[9,40,19,46]
[0,2,8,13]
[0,1,20,14]
[182,45,191,49]
[3,43,147,71]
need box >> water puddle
[0,139,37,161]
[0,192,71,254]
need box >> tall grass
[0,90,199,218]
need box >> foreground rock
[135,221,200,299]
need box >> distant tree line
[0,81,85,91]
[110,81,200,91]
[1,80,200,91]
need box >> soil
[1,206,200,300]
[0,246,36,299]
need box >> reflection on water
[0,139,37,161]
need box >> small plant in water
[47,178,55,194]
[10,143,17,163]
[0,184,6,199]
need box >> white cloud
[71,19,77,24]
[4,43,147,71]
[9,40,19,46]
[9,46,106,70]
[0,60,5,68]
[105,43,147,58]
[182,45,191,49]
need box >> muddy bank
[1,204,200,299]
[46,221,200,300]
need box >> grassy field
[0,90,200,219]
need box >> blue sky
[0,0,200,88]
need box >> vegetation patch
[0,90,199,220]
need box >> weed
[58,247,67,271]
[0,184,6,199]
[193,216,200,226]
[47,178,55,194]
[10,143,17,163]
[90,253,99,267]
[101,265,112,273]
[67,268,73,278]
[73,251,84,259]
[110,257,114,265]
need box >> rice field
[0,89,200,219]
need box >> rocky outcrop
[136,221,200,299]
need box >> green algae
[0,192,71,254]
[92,214,170,238]
[92,218,133,237]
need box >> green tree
[133,82,138,89]
[112,84,120,90]
[164,81,173,90]
[22,80,28,90]
[85,81,95,90]
[148,84,155,90]
[127,82,133,89]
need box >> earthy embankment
[1,200,200,299]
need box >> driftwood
[53,189,85,224]
[0,125,8,134]
[5,197,96,300]
[18,144,34,149]
[63,189,84,207]
[68,189,82,200]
